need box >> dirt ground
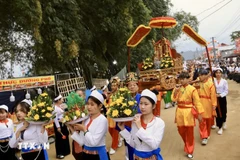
[48,80,240,160]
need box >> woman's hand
[41,120,53,133]
[133,115,141,129]
[73,124,87,132]
[117,122,125,131]
[16,121,29,139]
[198,114,203,123]
[66,124,75,134]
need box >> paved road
[48,80,240,160]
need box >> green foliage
[0,0,198,84]
[230,30,240,42]
[63,92,88,123]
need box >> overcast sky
[171,0,240,52]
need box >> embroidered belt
[134,154,157,160]
[0,137,11,143]
[178,105,193,108]
[0,139,9,143]
[199,95,211,99]
[177,101,193,105]
[84,145,108,160]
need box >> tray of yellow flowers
[25,92,55,124]
[107,88,138,122]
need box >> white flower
[73,116,77,120]
[81,113,85,117]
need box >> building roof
[218,45,236,51]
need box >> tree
[230,30,240,42]
[0,0,199,86]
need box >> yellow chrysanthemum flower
[40,93,48,97]
[124,109,132,116]
[47,107,53,111]
[41,109,46,113]
[75,110,81,117]
[112,110,119,117]
[45,113,52,118]
[128,101,135,106]
[32,106,37,110]
[27,112,31,116]
[122,103,127,107]
[119,88,125,92]
[110,102,115,107]
[64,115,70,121]
[37,102,45,107]
[116,99,123,104]
[34,114,40,120]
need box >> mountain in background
[181,50,203,60]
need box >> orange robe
[197,78,217,139]
[171,84,204,154]
[106,96,119,150]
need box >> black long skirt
[82,152,111,160]
[21,149,45,160]
[72,140,83,160]
[53,122,71,156]
[216,96,227,128]
[0,142,18,160]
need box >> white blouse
[120,116,165,152]
[71,114,108,147]
[214,78,228,97]
[53,105,64,128]
[9,122,48,148]
[0,118,14,139]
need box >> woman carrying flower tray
[9,98,51,160]
[53,95,70,159]
[67,90,110,160]
[118,89,165,160]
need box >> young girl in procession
[213,68,228,135]
[171,72,204,159]
[118,89,165,160]
[67,90,110,160]
[0,105,18,160]
[53,95,71,159]
[9,100,49,160]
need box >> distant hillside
[181,50,202,60]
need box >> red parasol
[182,24,222,117]
[149,17,177,28]
[182,24,207,46]
[126,25,151,47]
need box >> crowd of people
[0,59,234,160]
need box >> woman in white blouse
[67,90,110,160]
[9,100,48,160]
[118,89,165,160]
[214,68,228,135]
[0,105,18,160]
[53,95,70,159]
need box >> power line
[199,0,232,22]
[196,0,227,16]
[214,5,240,37]
[217,15,240,39]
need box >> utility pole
[212,37,216,63]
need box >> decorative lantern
[10,92,15,102]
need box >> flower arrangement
[107,88,137,118]
[160,56,174,69]
[142,57,154,70]
[25,92,55,122]
[62,92,88,123]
